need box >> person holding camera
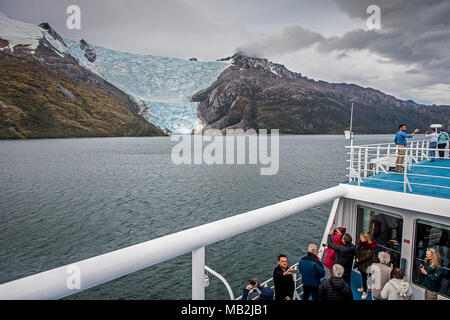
[394,125,419,172]
[273,254,295,300]
[327,228,356,285]
[241,278,274,300]
[420,248,443,300]
[323,227,345,277]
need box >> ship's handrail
[235,262,304,300]
[346,139,450,193]
[0,185,346,300]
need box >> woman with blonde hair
[354,232,377,299]
[420,248,443,300]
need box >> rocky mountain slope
[192,54,450,134]
[0,13,165,139]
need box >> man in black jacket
[273,254,295,300]
[327,228,356,285]
[318,264,353,301]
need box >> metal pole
[205,266,235,300]
[357,148,362,186]
[192,247,205,300]
[364,147,368,178]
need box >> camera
[248,279,257,286]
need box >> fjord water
[0,135,395,299]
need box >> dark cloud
[239,0,450,85]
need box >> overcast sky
[1,0,449,105]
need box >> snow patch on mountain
[0,12,42,51]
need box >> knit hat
[337,227,346,235]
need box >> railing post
[376,145,380,174]
[357,148,362,186]
[415,141,419,161]
[192,247,205,300]
[387,144,390,157]
[403,148,408,193]
[349,146,354,183]
[421,140,425,160]
[364,147,369,178]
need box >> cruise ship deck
[348,158,450,200]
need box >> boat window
[412,219,450,298]
[356,206,403,268]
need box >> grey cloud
[238,0,450,85]
[237,25,325,57]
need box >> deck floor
[348,158,450,199]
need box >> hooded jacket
[355,239,378,273]
[381,278,414,300]
[323,234,342,270]
[318,277,353,301]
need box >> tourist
[273,254,295,300]
[298,243,325,300]
[420,248,443,300]
[323,227,345,278]
[425,129,439,162]
[354,232,378,299]
[381,268,414,300]
[318,264,353,301]
[241,278,274,300]
[394,124,419,172]
[367,251,392,300]
[327,228,356,285]
[437,129,449,160]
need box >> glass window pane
[356,206,403,268]
[413,220,450,298]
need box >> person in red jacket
[323,227,346,277]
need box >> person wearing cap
[394,124,419,172]
[323,227,346,278]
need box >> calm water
[0,134,396,299]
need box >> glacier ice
[65,39,230,133]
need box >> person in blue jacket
[242,278,274,300]
[298,243,325,300]
[394,124,419,172]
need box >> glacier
[65,39,230,134]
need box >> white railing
[346,139,450,193]
[0,185,346,300]
[236,263,303,300]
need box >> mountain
[191,54,450,134]
[64,39,230,134]
[0,13,165,139]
